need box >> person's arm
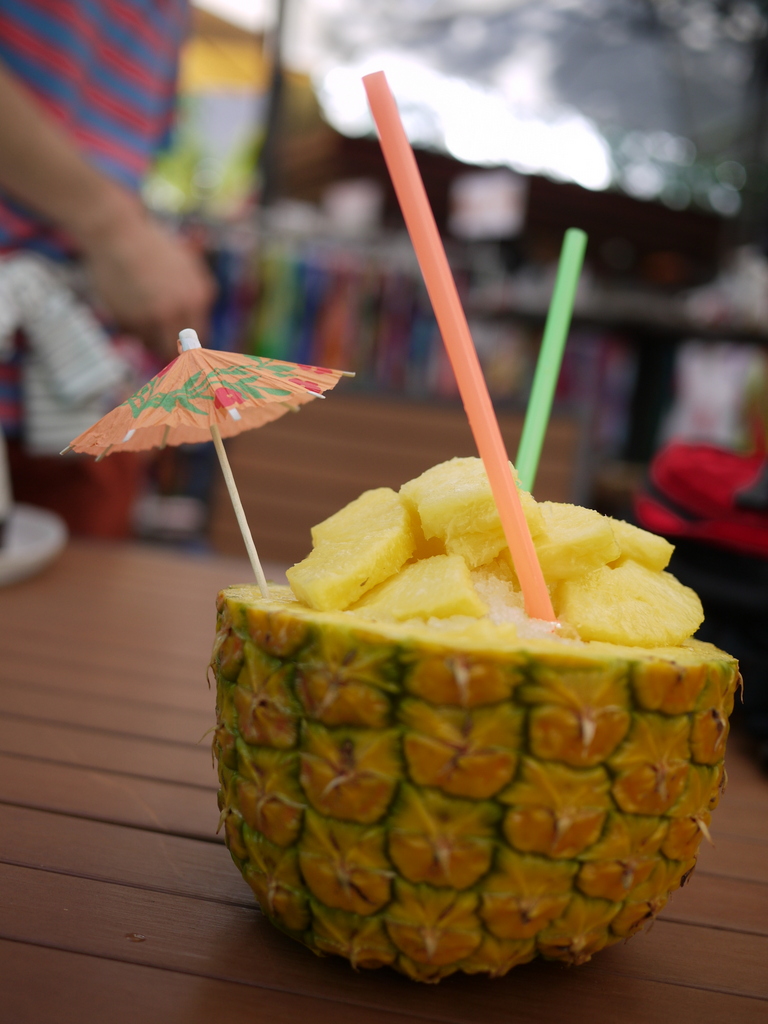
[0,60,215,355]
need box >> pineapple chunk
[287,488,414,612]
[534,503,620,580]
[405,505,446,560]
[310,487,403,545]
[400,457,544,569]
[609,519,674,572]
[353,554,488,622]
[447,528,512,569]
[555,560,704,648]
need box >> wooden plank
[0,939,418,1024]
[0,559,226,610]
[223,446,577,502]
[0,717,217,790]
[222,451,582,504]
[1,862,766,1022]
[723,732,768,798]
[0,753,219,841]
[0,680,214,747]
[3,938,765,1024]
[697,834,768,885]
[707,797,768,844]
[222,395,578,464]
[0,804,244,907]
[0,651,215,716]
[594,918,768,999]
[0,542,270,671]
[215,521,313,562]
[0,548,256,718]
[0,546,242,681]
[256,400,575,459]
[0,614,215,667]
[660,872,768,936]
[0,600,218,663]
[222,450,576,505]
[0,541,252,607]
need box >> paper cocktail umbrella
[65,329,351,596]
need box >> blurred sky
[193,0,766,210]
[194,0,273,32]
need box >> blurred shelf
[468,279,768,343]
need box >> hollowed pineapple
[212,458,737,982]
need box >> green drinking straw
[515,227,588,492]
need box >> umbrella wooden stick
[210,424,270,599]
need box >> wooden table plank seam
[0,936,446,1024]
[0,633,211,673]
[0,749,220,793]
[586,963,768,1004]
[693,869,768,887]
[4,931,767,1023]
[0,795,226,846]
[0,856,255,910]
[698,867,768,887]
[0,708,216,752]
[0,677,217,722]
[705,831,768,848]
[653,912,768,938]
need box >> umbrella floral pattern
[67,348,348,457]
[65,331,351,597]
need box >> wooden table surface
[1,541,766,1024]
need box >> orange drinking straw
[363,71,555,621]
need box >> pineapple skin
[212,585,739,983]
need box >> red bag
[634,442,768,558]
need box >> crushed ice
[471,567,582,643]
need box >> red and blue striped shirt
[0,0,188,429]
[0,0,188,258]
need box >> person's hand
[0,60,216,357]
[80,199,217,360]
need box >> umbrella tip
[178,328,202,352]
